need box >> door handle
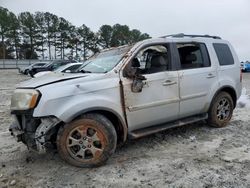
[207,73,216,78]
[163,80,177,86]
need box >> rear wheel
[57,113,117,167]
[208,92,234,128]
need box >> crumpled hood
[17,73,89,88]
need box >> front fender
[33,92,125,124]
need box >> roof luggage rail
[160,33,221,39]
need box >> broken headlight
[11,89,40,110]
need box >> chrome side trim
[128,98,179,112]
[181,92,207,101]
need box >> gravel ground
[0,70,250,188]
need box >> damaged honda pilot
[10,34,242,167]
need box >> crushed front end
[9,89,60,153]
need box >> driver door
[121,44,180,132]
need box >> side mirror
[131,79,143,93]
[123,58,140,78]
[123,58,146,93]
[65,70,71,73]
[131,75,146,93]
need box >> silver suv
[10,34,242,167]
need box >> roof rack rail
[161,33,221,39]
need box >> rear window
[213,43,234,66]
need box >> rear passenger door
[175,42,217,118]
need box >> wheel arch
[68,107,128,145]
[211,86,237,109]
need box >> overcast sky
[1,0,250,61]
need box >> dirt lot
[0,70,250,188]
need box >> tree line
[0,6,150,60]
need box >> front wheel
[57,113,117,167]
[208,92,234,128]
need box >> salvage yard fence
[0,59,51,69]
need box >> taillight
[240,69,243,82]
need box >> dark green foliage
[35,11,47,59]
[0,7,14,59]
[18,12,39,59]
[19,42,38,59]
[98,25,113,48]
[78,24,98,60]
[0,6,151,60]
[0,41,15,59]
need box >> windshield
[78,46,131,73]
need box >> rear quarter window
[213,43,234,66]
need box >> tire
[29,70,34,77]
[24,69,28,75]
[208,92,234,128]
[57,113,117,167]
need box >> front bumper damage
[9,111,60,153]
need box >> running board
[128,113,208,139]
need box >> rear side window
[177,43,210,69]
[213,43,234,66]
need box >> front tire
[208,92,234,128]
[57,113,117,167]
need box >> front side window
[177,43,210,69]
[131,45,169,74]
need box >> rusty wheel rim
[66,125,106,162]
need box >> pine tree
[19,12,39,59]
[0,7,11,59]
